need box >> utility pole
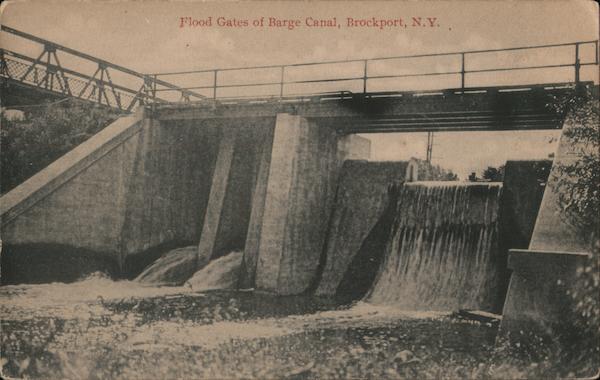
[426,132,434,163]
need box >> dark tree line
[1,99,121,194]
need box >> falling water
[367,182,503,311]
[135,246,200,286]
[186,251,243,291]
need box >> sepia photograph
[0,0,598,378]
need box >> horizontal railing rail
[150,39,599,101]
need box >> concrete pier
[252,114,340,295]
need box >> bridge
[2,24,598,133]
[0,25,206,112]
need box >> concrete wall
[498,249,588,347]
[494,160,552,310]
[315,161,408,296]
[1,111,268,283]
[251,114,341,295]
[499,109,593,350]
[116,117,223,274]
[501,160,552,249]
[197,119,275,266]
[1,111,144,255]
[1,111,145,283]
[529,115,592,252]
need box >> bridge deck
[155,82,594,133]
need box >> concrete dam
[1,80,597,371]
[1,97,553,312]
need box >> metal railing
[150,39,599,101]
[2,23,598,109]
[0,25,205,111]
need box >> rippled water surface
[0,274,593,379]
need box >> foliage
[413,158,459,181]
[1,99,121,194]
[548,87,600,346]
[549,88,599,242]
[481,165,505,182]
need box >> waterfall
[367,182,503,311]
[186,251,243,292]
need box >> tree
[482,165,505,182]
[1,99,121,194]
[550,88,599,244]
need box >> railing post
[363,60,368,93]
[142,75,152,105]
[0,50,5,77]
[213,69,218,100]
[574,43,580,84]
[152,74,158,112]
[460,52,465,90]
[279,66,285,99]
[98,64,105,104]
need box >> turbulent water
[367,182,503,311]
[135,246,199,286]
[186,251,243,291]
[2,198,594,378]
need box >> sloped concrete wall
[315,161,408,296]
[1,111,144,253]
[529,116,592,252]
[0,111,233,283]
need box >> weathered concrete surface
[495,160,552,311]
[1,110,144,283]
[501,160,553,249]
[254,114,340,295]
[314,161,408,296]
[117,117,221,266]
[198,119,275,266]
[238,126,276,289]
[498,249,589,346]
[1,112,253,283]
[196,128,237,264]
[529,116,591,252]
[498,109,595,350]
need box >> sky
[1,0,598,178]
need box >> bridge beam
[154,83,587,133]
